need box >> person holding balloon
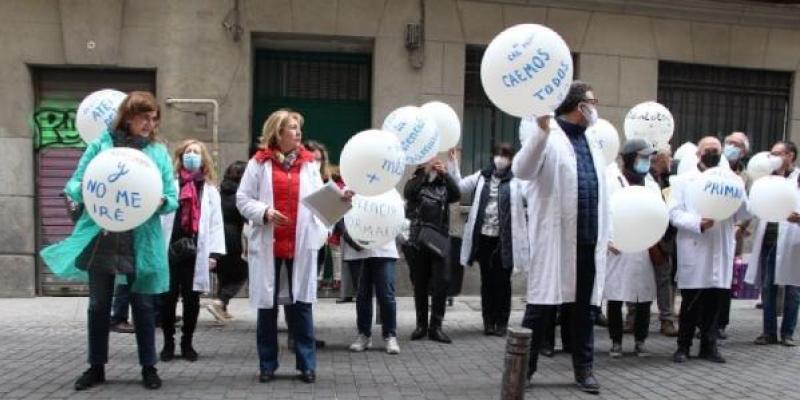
[40,91,178,390]
[404,156,460,344]
[669,136,750,364]
[513,81,611,394]
[448,143,529,337]
[745,140,800,347]
[237,110,339,384]
[604,138,660,358]
[159,139,226,362]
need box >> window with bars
[657,61,793,152]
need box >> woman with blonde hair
[40,91,178,390]
[160,139,225,362]
[238,109,348,383]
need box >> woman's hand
[264,208,289,225]
[342,189,355,203]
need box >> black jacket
[404,167,460,241]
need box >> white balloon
[677,153,699,175]
[687,167,746,220]
[81,147,163,232]
[480,24,573,118]
[344,189,406,249]
[586,119,620,166]
[749,176,799,223]
[748,151,782,181]
[673,142,697,161]
[76,89,127,144]
[340,130,406,196]
[421,101,461,151]
[623,102,674,148]
[382,106,440,165]
[610,186,669,253]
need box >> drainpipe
[164,98,220,166]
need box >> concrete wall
[1,0,799,296]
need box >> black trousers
[718,289,731,329]
[161,255,201,344]
[477,235,512,329]
[216,254,248,306]
[608,301,651,343]
[523,244,597,376]
[678,288,726,351]
[409,245,449,328]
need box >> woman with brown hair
[40,91,178,390]
[159,139,225,362]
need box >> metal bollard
[501,327,532,400]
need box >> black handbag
[169,236,197,263]
[417,225,450,258]
[76,231,135,274]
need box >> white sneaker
[205,301,227,323]
[385,336,400,355]
[349,334,372,352]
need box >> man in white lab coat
[514,81,611,394]
[670,136,749,364]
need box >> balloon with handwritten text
[587,118,621,166]
[344,189,406,250]
[480,24,573,118]
[340,129,406,196]
[382,106,440,165]
[76,89,127,144]
[687,167,745,221]
[624,102,674,148]
[81,148,163,232]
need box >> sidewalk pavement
[0,296,798,399]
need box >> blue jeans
[352,258,397,338]
[761,244,800,338]
[256,258,316,373]
[87,269,157,366]
[110,283,130,324]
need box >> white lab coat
[745,169,800,287]
[511,118,611,306]
[236,158,327,309]
[669,170,750,289]
[162,181,226,293]
[450,166,529,273]
[603,169,658,302]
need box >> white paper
[301,181,352,228]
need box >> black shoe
[410,326,428,340]
[299,370,316,384]
[574,369,600,394]
[672,348,689,363]
[493,325,508,337]
[336,297,353,304]
[315,339,326,349]
[539,347,555,358]
[160,341,175,362]
[74,366,105,391]
[141,366,162,390]
[258,370,275,383]
[181,343,198,362]
[698,349,726,363]
[483,323,495,336]
[428,327,452,344]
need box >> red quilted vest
[254,147,315,259]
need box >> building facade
[1,0,798,296]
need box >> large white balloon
[76,89,127,144]
[587,119,620,166]
[340,130,406,196]
[749,176,799,223]
[624,102,674,148]
[687,167,746,220]
[747,151,783,181]
[480,24,573,118]
[382,106,440,165]
[344,189,406,249]
[610,186,669,253]
[81,147,163,232]
[673,142,697,161]
[421,101,461,151]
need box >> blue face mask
[634,157,651,175]
[183,153,202,172]
[723,145,742,162]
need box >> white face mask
[580,104,598,127]
[427,171,438,182]
[493,156,510,170]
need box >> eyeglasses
[581,98,599,106]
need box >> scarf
[179,168,204,234]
